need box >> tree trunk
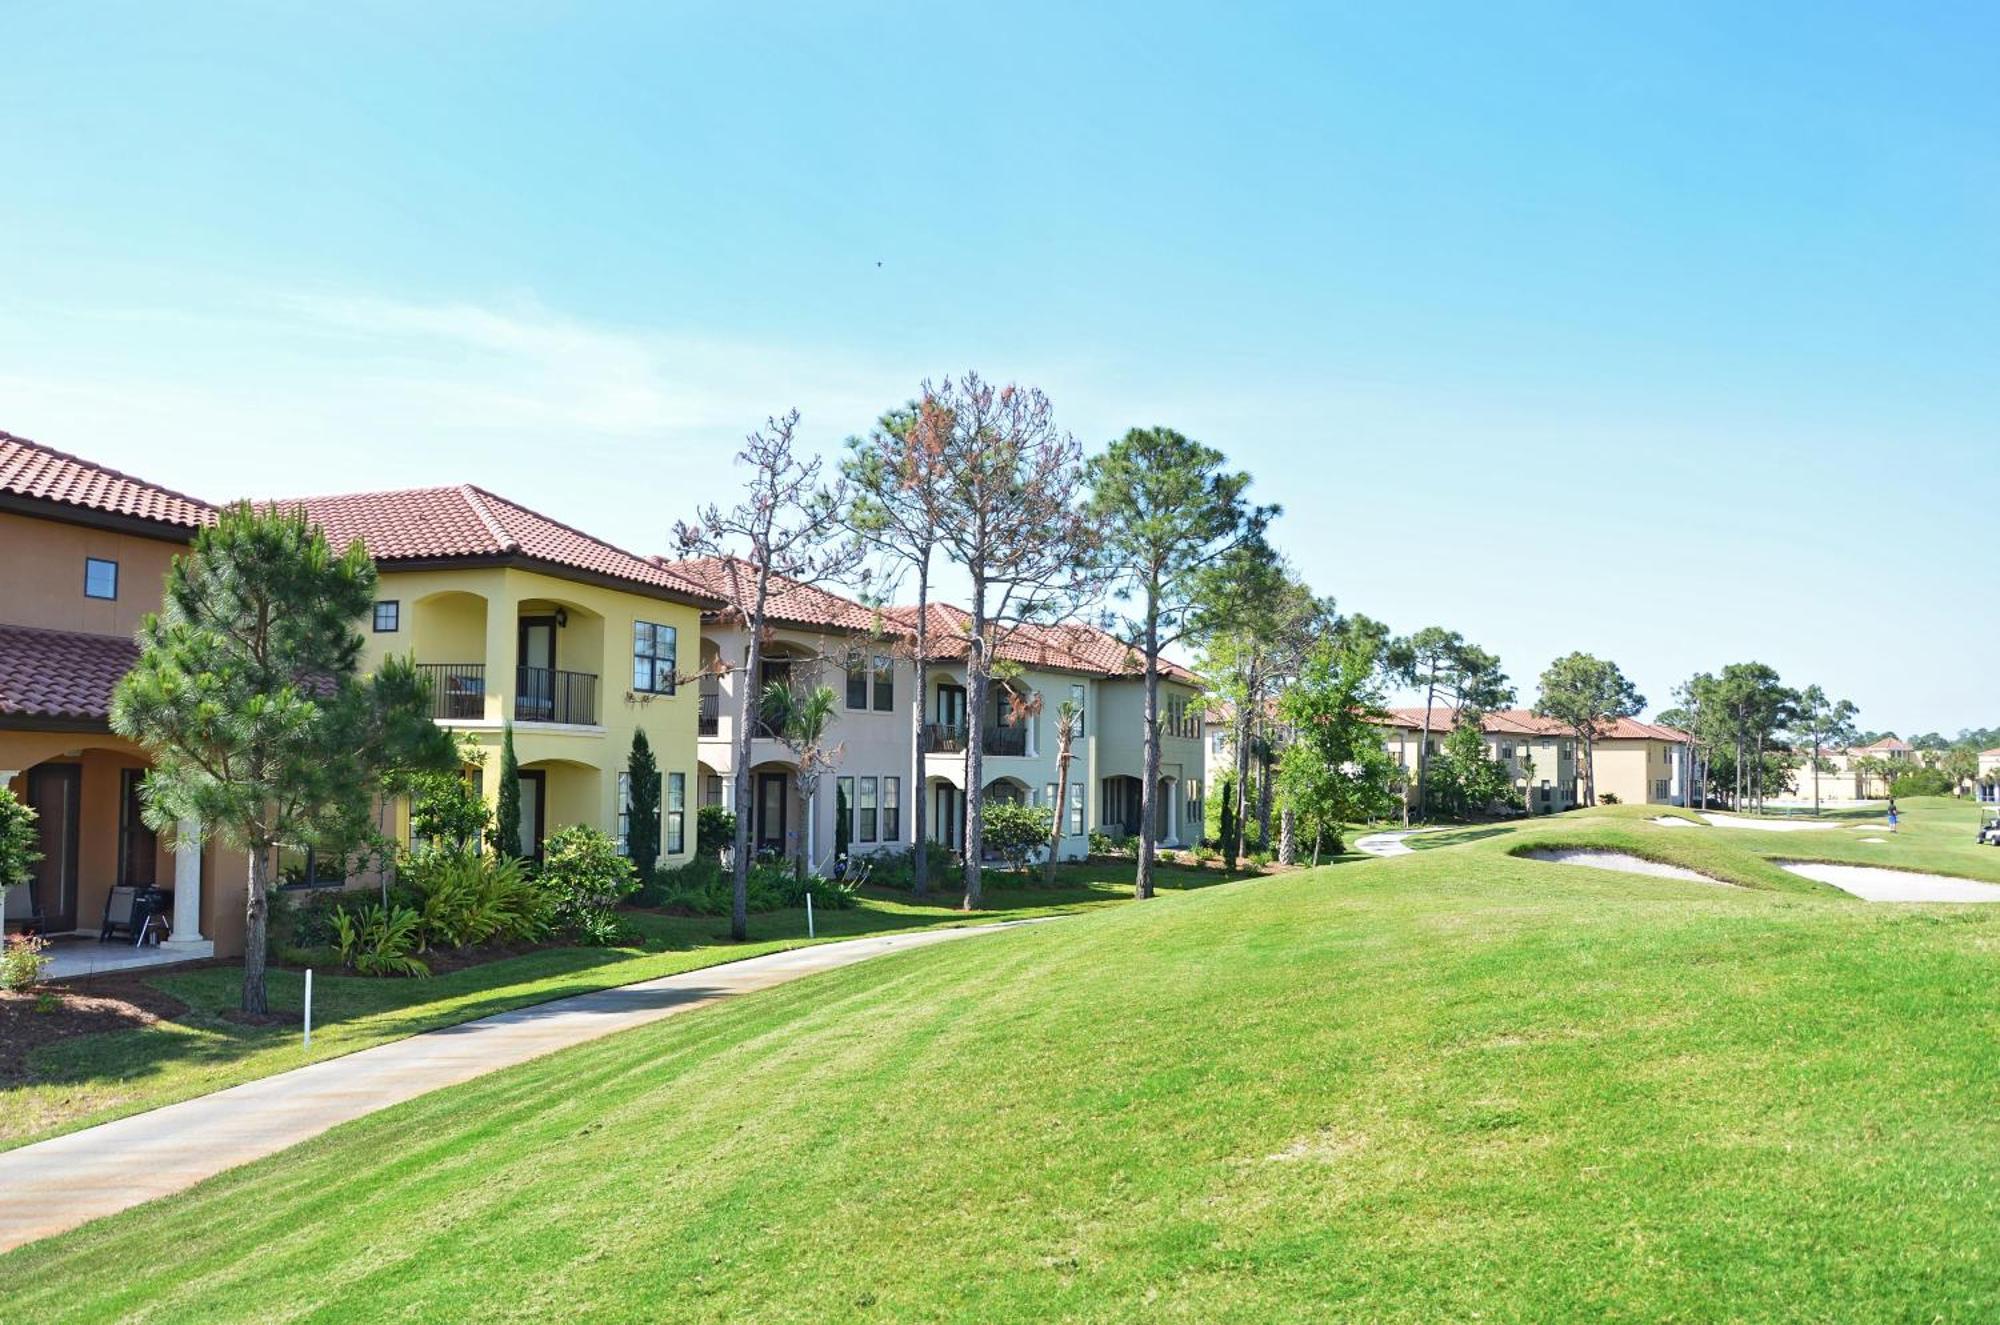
[1256,754,1274,849]
[1135,594,1161,901]
[1044,740,1069,887]
[731,587,769,941]
[1278,806,1296,865]
[961,578,987,911]
[242,837,271,1015]
[910,560,930,898]
[1229,673,1253,868]
[1415,675,1438,819]
[1582,732,1597,807]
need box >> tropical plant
[697,805,736,858]
[403,848,549,950]
[760,678,842,877]
[538,824,638,943]
[331,904,430,978]
[981,800,1053,875]
[1,932,50,991]
[110,501,456,1013]
[1043,697,1084,885]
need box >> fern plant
[331,904,430,978]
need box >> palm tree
[761,679,842,878]
[1042,698,1084,885]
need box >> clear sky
[3,3,1994,734]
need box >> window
[276,845,344,888]
[1211,731,1226,753]
[872,655,895,711]
[837,776,854,845]
[1071,684,1087,737]
[373,600,400,632]
[883,777,900,840]
[846,651,869,709]
[1044,782,1057,808]
[704,774,724,806]
[667,772,686,854]
[858,776,879,843]
[1069,782,1084,836]
[84,557,118,600]
[633,622,677,694]
[617,772,633,856]
[1500,744,1515,760]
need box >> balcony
[983,725,1027,757]
[416,663,486,721]
[516,666,598,726]
[698,691,720,738]
[922,722,967,754]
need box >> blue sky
[3,3,1994,733]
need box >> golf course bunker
[1522,849,1733,887]
[1651,816,1699,828]
[1780,862,2000,903]
[1701,813,1834,832]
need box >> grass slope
[2,864,1241,1152]
[6,812,1996,1322]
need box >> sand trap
[1780,862,2000,903]
[1701,813,1835,832]
[1651,816,1699,828]
[1858,837,1887,844]
[1523,849,1731,886]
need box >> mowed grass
[2,863,1242,1152]
[6,817,1997,1322]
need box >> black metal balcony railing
[698,691,720,737]
[922,722,967,754]
[416,663,486,721]
[983,725,1028,757]
[516,666,597,726]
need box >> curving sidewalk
[0,920,1040,1253]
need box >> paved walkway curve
[1353,829,1432,857]
[0,920,1041,1253]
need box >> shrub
[1890,767,1953,798]
[331,904,430,978]
[1,932,50,991]
[1088,831,1120,857]
[982,801,1053,874]
[403,848,549,950]
[1192,845,1220,864]
[540,824,639,941]
[1247,850,1273,869]
[0,786,41,900]
[1599,792,1621,805]
[697,805,736,857]
[1157,849,1179,866]
[646,856,730,914]
[266,886,347,963]
[866,841,956,891]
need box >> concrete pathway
[0,920,1037,1253]
[1353,829,1436,857]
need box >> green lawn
[6,804,1997,1321]
[1,862,1244,1152]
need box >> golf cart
[1978,809,2000,847]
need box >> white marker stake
[806,890,815,939]
[303,968,314,1051]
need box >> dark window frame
[666,771,686,855]
[373,600,400,632]
[871,655,895,712]
[83,557,119,601]
[633,621,677,695]
[846,650,869,710]
[858,776,879,844]
[882,776,900,841]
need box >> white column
[165,817,206,947]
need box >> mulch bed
[0,979,190,1080]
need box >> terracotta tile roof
[1855,736,1912,753]
[0,431,214,531]
[0,624,138,725]
[885,603,1198,683]
[278,486,718,605]
[657,557,887,634]
[1377,706,1689,742]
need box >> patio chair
[101,886,141,942]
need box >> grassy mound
[6,823,1996,1322]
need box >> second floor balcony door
[518,617,558,722]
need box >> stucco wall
[0,511,186,636]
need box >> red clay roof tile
[1377,706,1689,742]
[0,624,139,724]
[0,432,214,530]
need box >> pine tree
[497,720,523,859]
[627,729,661,880]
